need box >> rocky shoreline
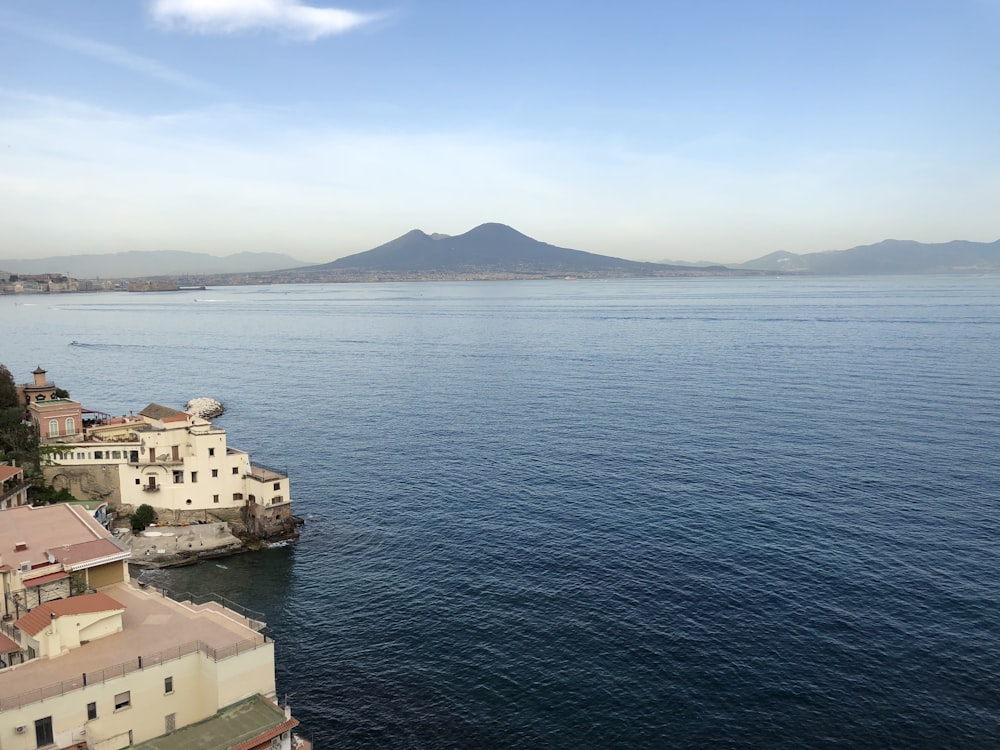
[126,519,299,569]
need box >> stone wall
[43,464,121,506]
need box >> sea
[2,275,999,749]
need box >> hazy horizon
[2,1,999,264]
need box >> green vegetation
[0,364,18,408]
[0,364,35,469]
[131,503,156,532]
[1,362,69,503]
[29,484,77,505]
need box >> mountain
[738,239,1000,274]
[0,250,305,278]
[298,223,682,275]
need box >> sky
[1,0,999,265]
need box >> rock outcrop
[186,397,224,419]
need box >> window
[76,452,84,459]
[94,451,103,459]
[114,691,131,710]
[173,470,183,484]
[87,701,97,720]
[274,482,281,490]
[209,447,215,457]
[166,713,176,732]
[232,467,239,475]
[135,478,141,485]
[164,676,173,693]
[112,450,121,459]
[272,496,284,504]
[48,419,59,436]
[233,493,243,501]
[191,471,198,483]
[213,495,219,503]
[65,417,75,434]
[185,499,192,505]
[211,469,219,478]
[35,716,54,746]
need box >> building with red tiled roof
[0,504,130,620]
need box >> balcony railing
[0,481,30,504]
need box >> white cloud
[150,0,379,39]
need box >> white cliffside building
[41,402,297,540]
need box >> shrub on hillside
[131,503,156,532]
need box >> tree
[0,404,35,465]
[0,364,18,408]
[131,503,156,532]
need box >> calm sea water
[3,276,999,748]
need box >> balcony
[0,480,31,505]
[141,484,160,492]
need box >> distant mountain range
[296,223,694,275]
[5,232,998,282]
[0,250,304,278]
[735,239,1000,274]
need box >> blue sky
[1,0,998,264]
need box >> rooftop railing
[0,634,271,712]
[135,576,267,631]
[247,463,288,481]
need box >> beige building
[41,403,297,540]
[0,507,304,749]
[0,582,300,750]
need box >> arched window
[48,419,59,436]
[65,417,75,435]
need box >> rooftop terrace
[0,581,269,712]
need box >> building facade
[39,400,297,539]
[0,583,299,750]
[0,503,302,749]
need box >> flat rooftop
[0,504,122,570]
[0,582,268,711]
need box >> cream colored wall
[45,416,281,517]
[0,644,276,749]
[118,431,251,514]
[35,610,123,658]
[202,641,277,708]
[85,561,128,589]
